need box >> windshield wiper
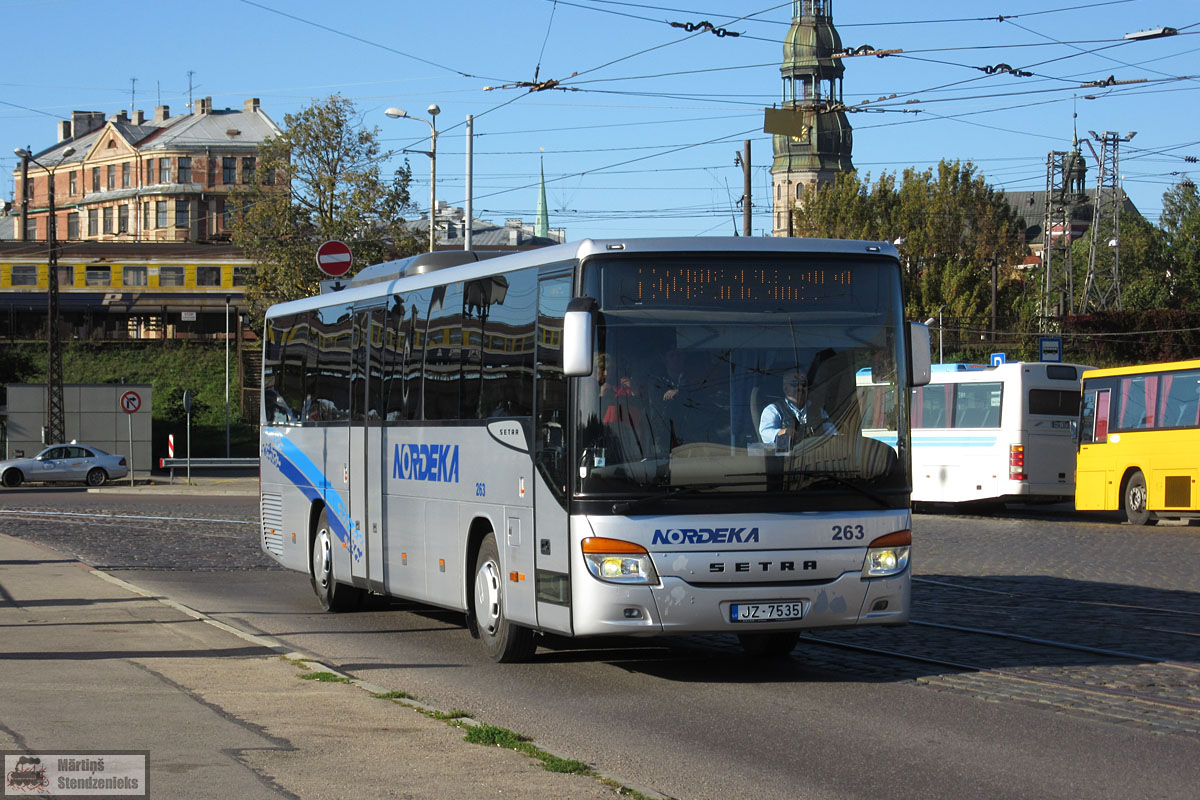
[779,470,899,508]
[608,479,768,515]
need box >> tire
[1123,470,1156,526]
[473,533,535,663]
[86,468,107,487]
[310,509,363,612]
[2,469,22,488]
[738,632,800,658]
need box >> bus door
[532,272,573,634]
[1076,386,1112,507]
[349,304,387,593]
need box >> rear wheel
[86,468,107,487]
[738,632,800,658]
[1123,470,1156,526]
[473,533,535,662]
[2,469,22,488]
[310,509,363,612]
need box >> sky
[2,0,1196,242]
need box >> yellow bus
[1076,359,1200,525]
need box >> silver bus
[259,238,931,661]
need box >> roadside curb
[87,564,671,800]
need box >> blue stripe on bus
[268,434,353,549]
[912,436,998,446]
[866,433,999,447]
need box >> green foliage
[793,160,1026,326]
[463,724,594,775]
[230,95,423,325]
[8,342,242,425]
[1062,309,1200,364]
[1160,181,1200,307]
[4,341,260,457]
[298,671,351,683]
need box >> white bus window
[954,382,1001,428]
[913,384,950,428]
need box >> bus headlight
[862,530,911,577]
[582,537,659,584]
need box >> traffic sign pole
[128,413,134,487]
[119,390,142,486]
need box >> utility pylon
[1080,130,1135,313]
[1040,134,1088,328]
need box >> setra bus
[885,361,1091,505]
[258,237,931,661]
[1076,359,1200,525]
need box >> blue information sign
[1039,337,1063,362]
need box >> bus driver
[759,370,835,449]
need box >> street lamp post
[385,104,441,253]
[15,146,75,445]
[924,306,945,364]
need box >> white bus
[861,361,1089,505]
[259,238,930,661]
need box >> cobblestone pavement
[801,511,1200,741]
[0,493,275,571]
[2,493,1198,743]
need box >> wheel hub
[313,529,332,589]
[474,560,502,636]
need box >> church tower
[767,0,854,236]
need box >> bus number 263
[831,524,864,541]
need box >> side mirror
[563,297,598,377]
[909,321,932,387]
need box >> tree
[231,95,421,322]
[1160,180,1200,309]
[794,160,1026,352]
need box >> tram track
[797,631,1200,715]
[916,576,1200,619]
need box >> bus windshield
[575,254,909,510]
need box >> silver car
[0,443,129,487]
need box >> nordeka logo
[651,527,760,546]
[393,443,460,483]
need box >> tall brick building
[12,97,280,244]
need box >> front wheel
[473,533,535,662]
[310,509,363,612]
[1,469,22,488]
[85,468,107,487]
[1123,470,1156,526]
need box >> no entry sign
[316,240,353,277]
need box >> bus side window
[1081,388,1111,444]
[1160,370,1200,428]
[1118,376,1156,430]
[535,274,572,503]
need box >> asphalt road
[2,490,1198,799]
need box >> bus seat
[750,385,765,435]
